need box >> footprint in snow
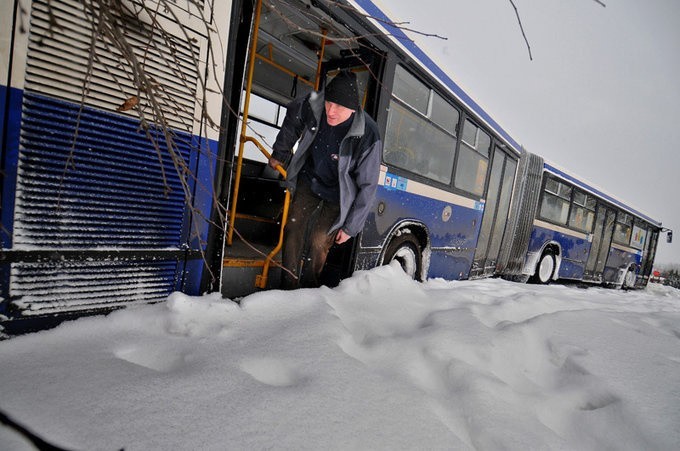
[239,357,305,387]
[114,345,188,373]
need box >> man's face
[325,101,355,126]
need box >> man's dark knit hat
[324,70,359,110]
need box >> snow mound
[1,266,679,450]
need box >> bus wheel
[532,250,555,284]
[622,268,636,289]
[384,234,422,281]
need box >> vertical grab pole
[227,0,263,245]
[314,29,328,91]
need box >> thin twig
[365,16,448,41]
[508,0,532,61]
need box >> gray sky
[384,0,680,265]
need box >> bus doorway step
[221,262,282,299]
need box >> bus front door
[583,205,616,282]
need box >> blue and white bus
[0,0,670,333]
[496,157,666,289]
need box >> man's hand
[335,229,351,244]
[269,157,283,170]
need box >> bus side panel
[181,136,220,293]
[526,224,591,280]
[361,181,483,280]
[559,258,586,280]
[429,251,475,280]
[1,86,22,249]
[1,0,227,328]
[603,246,642,284]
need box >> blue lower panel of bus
[603,246,642,283]
[362,182,483,280]
[428,251,475,280]
[527,224,590,280]
[1,85,23,248]
[1,89,216,323]
[8,259,179,316]
[528,224,643,284]
[14,91,196,247]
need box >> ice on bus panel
[0,0,670,333]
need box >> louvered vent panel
[14,92,193,248]
[10,260,178,315]
[25,0,203,132]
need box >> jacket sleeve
[342,137,383,237]
[271,96,307,165]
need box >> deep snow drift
[1,263,679,450]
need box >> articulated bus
[496,156,668,288]
[0,0,670,333]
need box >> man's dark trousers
[281,180,341,289]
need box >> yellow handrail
[315,29,328,91]
[242,135,287,178]
[240,135,289,288]
[256,187,291,288]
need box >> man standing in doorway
[268,70,382,289]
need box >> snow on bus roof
[544,160,662,227]
[348,0,522,154]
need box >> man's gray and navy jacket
[271,91,382,237]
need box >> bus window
[384,66,459,184]
[431,92,458,135]
[239,92,285,162]
[568,190,596,232]
[539,177,572,224]
[454,119,490,197]
[613,212,633,245]
[392,65,430,114]
[631,221,648,250]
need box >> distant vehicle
[1,0,671,333]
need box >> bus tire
[622,268,636,290]
[532,250,555,284]
[383,233,422,281]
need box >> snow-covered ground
[1,263,679,450]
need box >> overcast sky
[382,0,679,265]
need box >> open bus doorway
[220,0,385,298]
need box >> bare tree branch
[509,0,606,61]
[508,0,532,61]
[364,16,448,41]
[326,0,448,41]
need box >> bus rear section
[499,158,665,289]
[1,0,230,333]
